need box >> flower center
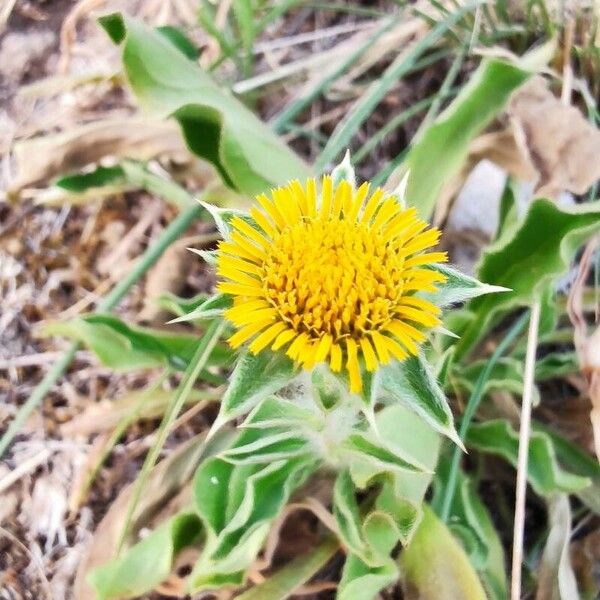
[262,217,405,341]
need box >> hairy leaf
[338,554,398,600]
[457,199,600,358]
[380,354,462,448]
[235,539,338,600]
[431,462,507,600]
[420,263,508,308]
[40,313,230,371]
[466,420,591,496]
[400,58,531,219]
[191,455,317,592]
[217,349,298,423]
[399,506,487,600]
[169,293,233,323]
[89,512,201,600]
[100,14,309,194]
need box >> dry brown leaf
[434,77,600,226]
[9,117,191,192]
[508,77,600,198]
[72,429,235,599]
[566,237,600,462]
[61,387,216,437]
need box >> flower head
[217,176,447,392]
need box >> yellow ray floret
[215,176,447,393]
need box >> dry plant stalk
[567,236,600,462]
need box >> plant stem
[0,178,203,460]
[511,300,540,600]
[117,319,226,553]
[439,310,530,522]
[120,160,196,210]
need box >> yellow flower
[216,176,447,393]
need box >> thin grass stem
[439,311,530,522]
[510,300,541,600]
[314,0,481,171]
[117,319,226,553]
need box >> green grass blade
[235,539,338,600]
[117,319,226,553]
[271,18,396,133]
[314,0,481,171]
[439,311,529,522]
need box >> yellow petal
[346,338,362,393]
[256,193,286,230]
[330,343,342,372]
[395,305,439,327]
[360,188,385,224]
[347,182,370,222]
[305,177,317,218]
[386,320,420,354]
[320,176,333,218]
[314,334,333,363]
[272,328,297,351]
[370,331,390,364]
[218,255,263,277]
[231,216,270,249]
[248,321,288,354]
[217,282,265,297]
[382,335,410,361]
[403,252,448,268]
[359,337,378,371]
[228,318,274,348]
[249,207,278,239]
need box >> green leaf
[455,357,540,406]
[343,431,431,477]
[536,495,580,600]
[88,512,201,600]
[399,505,488,600]
[191,455,317,592]
[337,554,398,600]
[376,404,440,503]
[380,354,462,448]
[55,165,126,192]
[420,264,509,308]
[431,462,507,600]
[99,14,309,194]
[234,539,338,600]
[169,293,233,323]
[197,201,256,239]
[402,58,531,219]
[466,419,591,496]
[40,313,231,371]
[331,150,356,189]
[217,349,298,423]
[156,25,199,60]
[534,421,600,514]
[534,352,579,380]
[242,396,321,431]
[156,291,210,318]
[333,470,370,561]
[314,1,483,172]
[457,199,600,358]
[220,429,310,464]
